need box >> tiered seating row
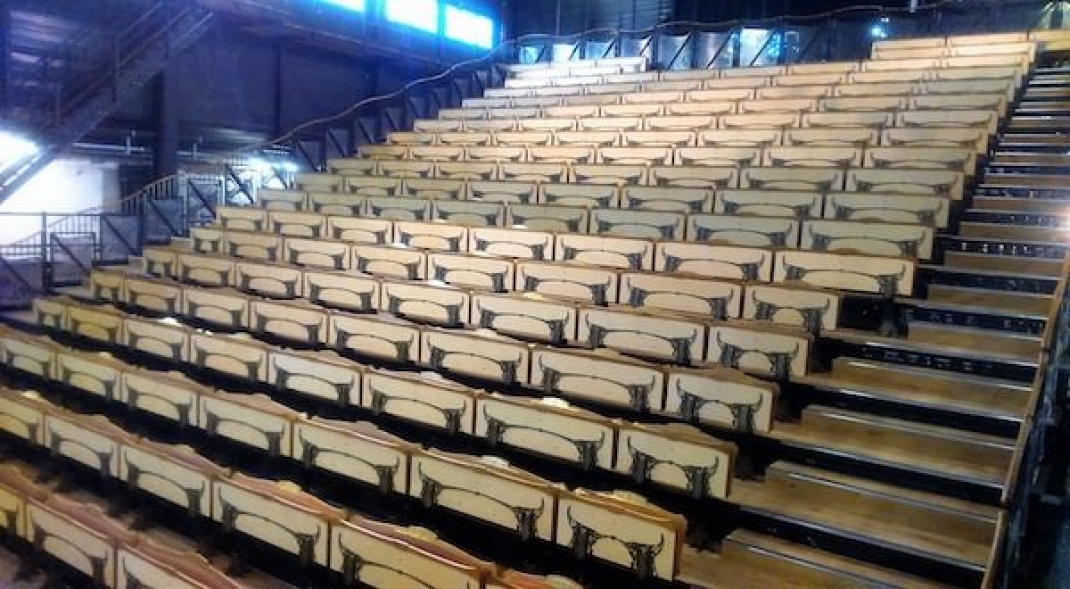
[304,161,967,200]
[197,212,917,297]
[0,387,587,588]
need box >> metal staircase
[0,1,215,204]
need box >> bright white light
[870,25,889,39]
[445,6,494,49]
[0,132,40,174]
[386,0,439,34]
[280,161,299,173]
[248,158,274,174]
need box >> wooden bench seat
[363,368,479,434]
[421,327,531,384]
[365,196,433,221]
[182,286,250,329]
[427,251,515,292]
[294,417,415,493]
[801,111,893,128]
[578,306,707,366]
[200,390,300,458]
[620,185,713,213]
[882,127,990,152]
[697,128,782,148]
[648,165,738,189]
[475,394,615,470]
[555,233,654,270]
[865,147,976,173]
[620,271,742,319]
[26,493,137,586]
[307,192,365,216]
[404,178,466,200]
[258,188,307,211]
[763,146,863,168]
[236,259,304,298]
[555,489,685,581]
[515,260,619,305]
[540,183,619,208]
[326,216,392,244]
[269,210,329,238]
[802,219,935,259]
[715,189,821,218]
[191,331,271,382]
[212,474,343,567]
[846,168,964,200]
[687,214,800,248]
[0,388,53,444]
[743,283,841,333]
[330,312,422,363]
[296,172,345,192]
[217,205,269,232]
[676,146,760,167]
[823,191,949,228]
[740,167,844,192]
[121,368,207,427]
[124,313,190,362]
[284,236,352,269]
[469,180,539,204]
[44,411,133,478]
[775,250,915,296]
[118,438,227,518]
[834,81,914,97]
[380,279,470,327]
[178,252,235,287]
[409,449,561,541]
[469,226,554,260]
[530,347,665,412]
[395,221,469,252]
[656,242,774,281]
[615,421,735,499]
[707,321,811,378]
[250,298,330,345]
[783,127,880,147]
[352,244,427,280]
[663,366,777,433]
[0,325,57,378]
[117,536,242,589]
[437,161,499,181]
[54,343,122,403]
[591,208,686,240]
[571,163,647,185]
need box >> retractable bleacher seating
[2,31,1069,588]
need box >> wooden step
[1008,116,1070,130]
[972,196,1070,214]
[732,461,1001,571]
[798,358,1031,425]
[679,531,939,589]
[959,221,1070,242]
[1016,101,1070,114]
[926,284,1054,315]
[907,322,1043,362]
[983,174,1069,189]
[990,152,1070,166]
[943,251,1067,277]
[904,296,1048,338]
[830,326,1043,369]
[772,406,1015,489]
[999,132,1070,146]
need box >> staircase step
[962,209,1070,227]
[958,221,1070,242]
[982,173,1070,190]
[972,196,1070,214]
[990,152,1070,166]
[1008,116,1070,131]
[943,251,1066,277]
[826,327,1039,382]
[904,296,1049,337]
[940,235,1069,260]
[798,358,1030,426]
[906,322,1042,362]
[772,403,1015,490]
[733,461,1001,572]
[1016,100,1070,114]
[926,284,1054,316]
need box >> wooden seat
[824,191,950,228]
[236,259,304,297]
[45,411,132,478]
[427,252,514,292]
[217,206,268,232]
[578,306,707,365]
[738,98,817,114]
[862,58,941,73]
[379,160,436,179]
[365,367,480,433]
[469,226,554,260]
[250,298,330,345]
[493,131,555,147]
[387,131,437,146]
[896,109,1000,134]
[297,172,345,192]
[0,387,52,444]
[572,163,647,185]
[119,439,226,518]
[508,203,589,233]
[469,180,538,204]
[697,128,782,148]
[394,221,469,252]
[788,62,859,75]
[437,131,494,146]
[328,216,394,244]
[724,65,784,78]
[543,105,599,119]
[191,330,271,382]
[123,314,189,362]
[283,236,351,270]
[603,102,663,118]
[515,260,619,305]
[871,46,948,61]
[517,118,575,133]
[33,296,70,331]
[645,79,705,92]
[615,421,736,499]
[329,515,495,587]
[677,147,760,167]
[774,250,916,296]
[294,417,414,494]
[622,130,695,148]
[407,145,466,162]
[26,493,136,586]
[707,320,812,378]
[944,55,1029,70]
[818,95,906,112]
[404,178,465,200]
[54,343,122,404]
[577,117,643,133]
[660,70,720,82]
[757,85,830,100]
[688,88,754,102]
[118,537,241,589]
[409,450,560,541]
[802,219,935,259]
[476,394,613,469]
[586,82,641,95]
[380,279,470,327]
[434,200,507,227]
[366,196,433,221]
[200,390,300,457]
[554,130,619,148]
[352,244,427,280]
[720,112,799,129]
[744,283,842,333]
[330,312,422,363]
[122,368,207,427]
[103,272,170,316]
[471,292,578,345]
[909,92,1007,115]
[308,192,366,216]
[565,94,622,107]
[620,271,742,319]
[763,146,863,168]
[498,162,569,183]
[414,119,465,132]
[784,127,879,147]
[67,301,126,346]
[802,111,893,128]
[687,214,801,248]
[467,146,528,163]
[740,167,845,192]
[359,144,408,160]
[555,489,685,581]
[921,78,1016,102]
[882,127,989,152]
[656,242,774,281]
[833,81,915,98]
[270,211,328,238]
[258,188,306,211]
[304,269,380,313]
[212,474,343,567]
[465,119,519,132]
[437,161,498,181]
[182,286,251,330]
[664,101,735,117]
[554,233,654,270]
[531,347,665,412]
[600,146,674,166]
[528,146,596,165]
[846,168,964,200]
[421,327,531,384]
[865,147,976,173]
[621,185,713,213]
[663,366,777,433]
